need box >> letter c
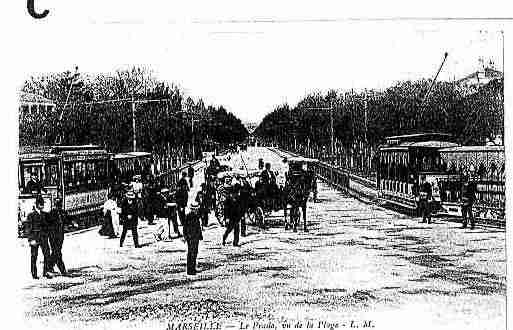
[27,0,49,19]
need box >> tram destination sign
[64,189,109,211]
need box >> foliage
[19,67,248,156]
[255,79,504,148]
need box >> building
[19,91,56,118]
[456,60,503,95]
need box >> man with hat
[260,162,277,211]
[24,196,52,279]
[461,178,477,229]
[417,175,433,224]
[176,171,190,225]
[120,191,141,248]
[183,202,203,275]
[160,188,182,239]
[195,183,210,227]
[187,164,195,188]
[131,175,143,198]
[222,183,243,247]
[47,197,72,275]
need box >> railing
[270,147,378,201]
[155,159,204,193]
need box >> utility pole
[330,105,334,163]
[132,98,137,152]
[502,30,505,146]
[191,117,195,160]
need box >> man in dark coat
[260,163,277,210]
[418,175,433,224]
[239,177,252,236]
[183,202,203,275]
[176,171,190,225]
[160,188,182,238]
[195,183,210,227]
[461,180,477,229]
[120,191,141,248]
[188,165,195,188]
[211,155,221,169]
[24,196,52,279]
[47,197,72,275]
[222,185,243,246]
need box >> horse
[282,170,315,232]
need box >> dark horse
[282,170,315,232]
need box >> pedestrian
[417,175,432,224]
[176,171,190,225]
[47,197,71,276]
[160,188,182,238]
[102,193,120,237]
[222,184,243,246]
[310,171,318,203]
[195,184,210,227]
[131,175,144,198]
[188,165,195,188]
[239,177,252,237]
[24,196,52,279]
[211,155,220,169]
[461,179,476,229]
[119,191,141,248]
[182,202,203,275]
[144,181,158,225]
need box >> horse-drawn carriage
[281,157,318,231]
[205,156,318,232]
[213,169,263,227]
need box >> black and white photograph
[5,2,511,330]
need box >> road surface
[18,147,506,330]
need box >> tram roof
[380,140,459,151]
[440,145,505,153]
[385,133,453,144]
[114,151,152,159]
[286,157,319,163]
[19,145,109,160]
[51,145,107,153]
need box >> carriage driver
[260,162,277,209]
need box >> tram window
[63,163,73,187]
[44,163,58,186]
[490,163,497,182]
[86,162,95,184]
[21,164,42,190]
[477,163,486,180]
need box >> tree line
[20,67,249,160]
[254,79,504,173]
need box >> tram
[438,145,505,223]
[376,133,460,212]
[111,151,153,184]
[18,145,111,233]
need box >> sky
[10,1,509,123]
